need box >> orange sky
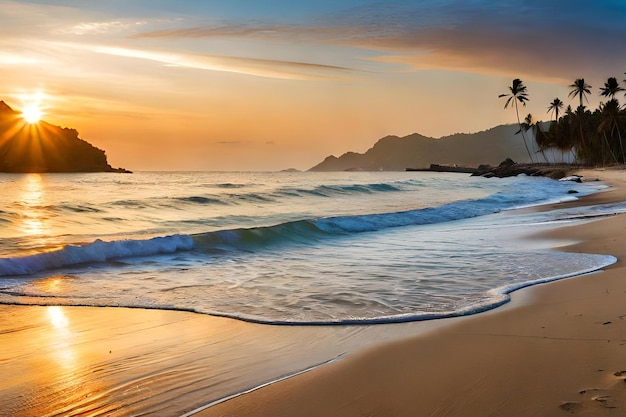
[1,1,625,171]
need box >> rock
[0,100,130,173]
[471,159,578,180]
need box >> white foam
[0,235,194,276]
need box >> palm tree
[547,98,564,122]
[597,99,624,163]
[600,77,624,100]
[499,79,533,161]
[599,78,625,163]
[546,98,564,161]
[568,78,592,151]
[518,113,551,163]
[568,78,592,107]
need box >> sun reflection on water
[13,174,65,253]
[35,276,65,294]
[19,174,48,237]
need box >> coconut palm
[568,79,592,151]
[499,79,533,161]
[547,98,563,122]
[600,77,624,100]
[568,78,592,107]
[518,113,550,163]
[597,99,624,163]
[546,98,564,160]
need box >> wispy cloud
[216,140,242,145]
[86,44,356,80]
[130,1,626,82]
[59,20,148,35]
[0,53,47,66]
[130,24,364,43]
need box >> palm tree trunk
[603,132,618,164]
[514,100,533,162]
[614,121,625,163]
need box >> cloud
[59,20,148,35]
[216,140,242,145]
[130,1,626,82]
[85,44,355,80]
[130,23,364,43]
[0,53,46,66]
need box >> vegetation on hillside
[500,75,626,166]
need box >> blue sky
[1,0,625,170]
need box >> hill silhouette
[309,125,532,171]
[0,101,129,173]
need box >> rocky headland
[0,101,129,173]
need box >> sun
[15,91,49,124]
[21,104,43,124]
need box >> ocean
[0,171,620,325]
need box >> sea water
[0,171,621,324]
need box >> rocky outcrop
[471,158,577,179]
[0,101,130,173]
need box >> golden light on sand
[47,306,69,329]
[44,306,78,373]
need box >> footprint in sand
[559,401,582,413]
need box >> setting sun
[21,104,43,124]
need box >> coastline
[197,168,626,417]
[2,168,626,416]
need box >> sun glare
[21,105,43,124]
[15,91,49,124]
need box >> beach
[1,169,626,416]
[198,169,626,417]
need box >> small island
[0,101,130,173]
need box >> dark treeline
[500,75,626,166]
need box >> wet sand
[197,168,626,417]
[2,168,626,416]
[0,294,448,416]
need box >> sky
[1,0,626,171]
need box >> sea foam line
[179,353,346,417]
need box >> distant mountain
[0,101,129,173]
[309,125,532,171]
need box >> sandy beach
[197,169,626,417]
[2,169,626,417]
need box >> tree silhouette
[568,78,592,107]
[597,99,624,163]
[600,77,624,99]
[499,79,533,162]
[568,79,592,150]
[547,98,564,122]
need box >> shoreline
[196,168,626,417]
[2,168,626,416]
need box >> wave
[290,182,403,198]
[174,196,228,205]
[0,180,599,277]
[163,181,406,207]
[0,235,194,277]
